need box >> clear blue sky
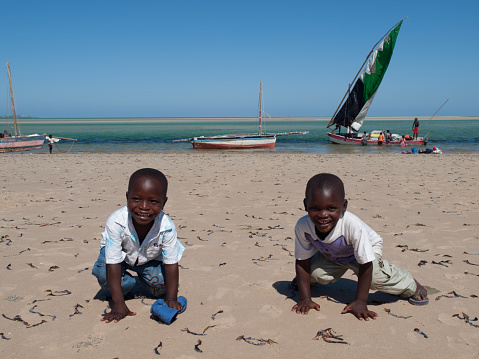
[1,0,477,118]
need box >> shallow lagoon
[9,118,479,154]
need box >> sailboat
[0,63,46,153]
[190,81,277,149]
[326,19,426,146]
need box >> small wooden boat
[0,63,46,153]
[191,133,276,149]
[190,81,277,149]
[0,134,47,152]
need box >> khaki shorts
[310,252,416,297]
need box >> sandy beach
[1,153,478,358]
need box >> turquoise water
[8,118,479,154]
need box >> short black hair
[128,168,168,195]
[305,173,345,200]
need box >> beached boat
[191,133,276,149]
[328,132,425,146]
[0,63,46,153]
[191,81,277,149]
[326,19,426,146]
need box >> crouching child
[92,168,184,323]
[291,173,428,320]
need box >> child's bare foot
[408,279,428,305]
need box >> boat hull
[328,133,426,146]
[192,135,276,149]
[0,135,46,153]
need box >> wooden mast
[6,63,18,136]
[258,80,262,134]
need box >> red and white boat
[191,133,276,149]
[0,134,46,153]
[325,19,429,147]
[189,81,277,150]
[328,132,426,146]
[1,63,46,153]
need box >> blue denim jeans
[92,247,166,297]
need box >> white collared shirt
[294,211,382,264]
[100,206,184,266]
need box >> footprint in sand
[259,304,283,319]
[445,335,478,351]
[209,286,229,300]
[211,309,236,329]
[437,312,459,326]
[406,331,419,343]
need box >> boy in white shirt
[292,173,428,320]
[92,168,184,323]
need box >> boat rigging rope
[53,141,75,153]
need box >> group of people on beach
[362,118,420,146]
[92,168,428,324]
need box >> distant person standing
[386,130,392,143]
[378,132,384,146]
[412,118,419,140]
[47,135,55,154]
[361,132,368,146]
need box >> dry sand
[1,153,478,358]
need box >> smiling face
[126,176,167,232]
[304,187,347,239]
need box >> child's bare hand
[292,298,320,314]
[101,303,136,323]
[165,299,183,311]
[341,300,377,321]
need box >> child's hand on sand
[165,299,183,311]
[341,299,378,321]
[292,298,320,314]
[101,303,136,323]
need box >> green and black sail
[327,19,404,132]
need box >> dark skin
[293,258,321,313]
[291,187,378,320]
[101,176,182,323]
[342,261,377,320]
[292,260,377,321]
